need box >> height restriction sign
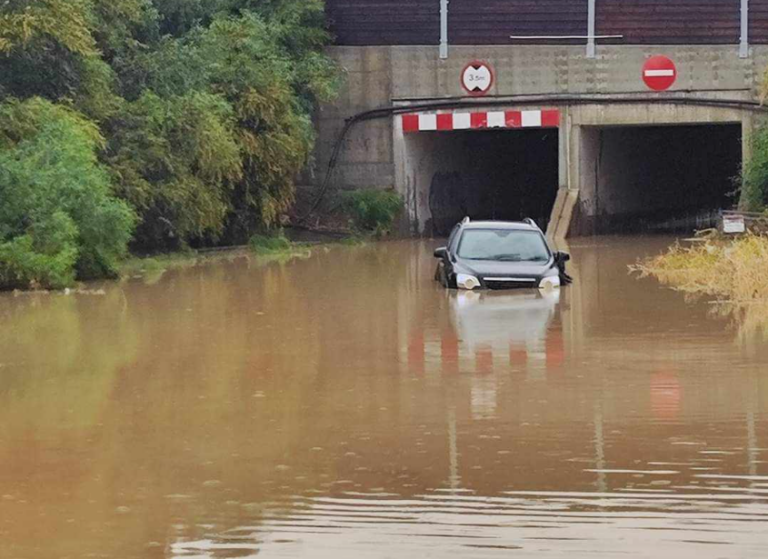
[642,55,677,91]
[461,61,494,96]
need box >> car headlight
[539,276,561,290]
[456,273,480,290]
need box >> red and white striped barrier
[402,109,560,133]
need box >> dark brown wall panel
[326,1,746,46]
[448,0,587,45]
[750,0,768,43]
[596,0,740,44]
[326,0,440,45]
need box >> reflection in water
[1,238,768,558]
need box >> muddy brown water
[1,237,768,558]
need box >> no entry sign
[643,55,677,91]
[461,61,494,96]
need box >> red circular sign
[461,60,494,96]
[642,55,677,91]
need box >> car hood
[458,258,554,278]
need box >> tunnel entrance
[577,123,742,234]
[405,129,559,237]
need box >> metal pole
[440,0,449,59]
[740,0,750,59]
[587,0,596,58]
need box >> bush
[249,231,293,254]
[0,98,136,289]
[340,189,403,236]
[631,234,768,301]
[0,213,79,289]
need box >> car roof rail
[522,218,539,229]
[461,216,471,225]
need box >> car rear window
[457,229,551,262]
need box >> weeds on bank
[339,190,403,237]
[120,231,362,283]
[249,231,313,262]
[121,249,253,284]
[631,234,768,337]
[631,235,768,301]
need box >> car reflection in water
[448,289,563,420]
[451,289,560,351]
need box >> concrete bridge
[316,0,768,237]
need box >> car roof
[460,220,540,231]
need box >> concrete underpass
[395,103,750,237]
[572,123,743,235]
[401,128,559,236]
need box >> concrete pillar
[549,109,578,240]
[392,114,412,235]
[550,121,597,239]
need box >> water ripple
[171,490,768,558]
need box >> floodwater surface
[1,237,768,558]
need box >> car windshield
[456,229,551,262]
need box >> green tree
[134,9,338,241]
[0,98,136,289]
[0,0,339,270]
[106,91,242,248]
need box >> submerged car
[433,218,571,291]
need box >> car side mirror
[434,247,448,259]
[556,251,571,263]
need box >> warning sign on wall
[461,61,494,96]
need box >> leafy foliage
[0,1,338,285]
[740,124,768,211]
[132,9,338,241]
[106,91,242,248]
[0,0,97,55]
[340,190,404,236]
[0,99,136,289]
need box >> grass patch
[111,231,368,285]
[121,251,199,276]
[249,231,313,262]
[120,250,230,284]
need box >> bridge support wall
[315,45,768,237]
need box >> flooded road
[1,237,768,558]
